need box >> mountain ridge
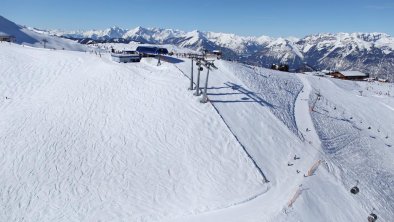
[47,26,393,50]
[47,26,394,81]
[2,14,393,81]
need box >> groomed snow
[1,41,393,221]
[0,43,266,221]
[307,76,394,221]
[172,59,391,221]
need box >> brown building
[329,71,369,80]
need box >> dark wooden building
[329,71,369,80]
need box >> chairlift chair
[350,186,359,194]
[367,213,378,222]
[350,180,360,194]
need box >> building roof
[123,50,138,54]
[111,53,140,58]
[304,71,326,76]
[340,71,368,77]
[136,46,168,55]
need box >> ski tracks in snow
[0,44,266,221]
[294,75,322,154]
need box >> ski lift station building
[136,46,169,57]
[111,51,141,63]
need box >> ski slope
[307,76,394,221]
[173,59,393,221]
[0,43,266,221]
[1,42,393,221]
[170,60,358,222]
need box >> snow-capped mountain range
[49,26,394,81]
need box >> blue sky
[1,0,393,37]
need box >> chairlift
[201,62,209,69]
[350,186,359,194]
[350,180,359,194]
[210,63,218,70]
[200,60,210,67]
[367,213,378,222]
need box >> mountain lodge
[329,71,369,80]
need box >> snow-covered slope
[0,16,87,51]
[307,76,394,221]
[173,59,394,222]
[1,42,393,221]
[0,43,267,221]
